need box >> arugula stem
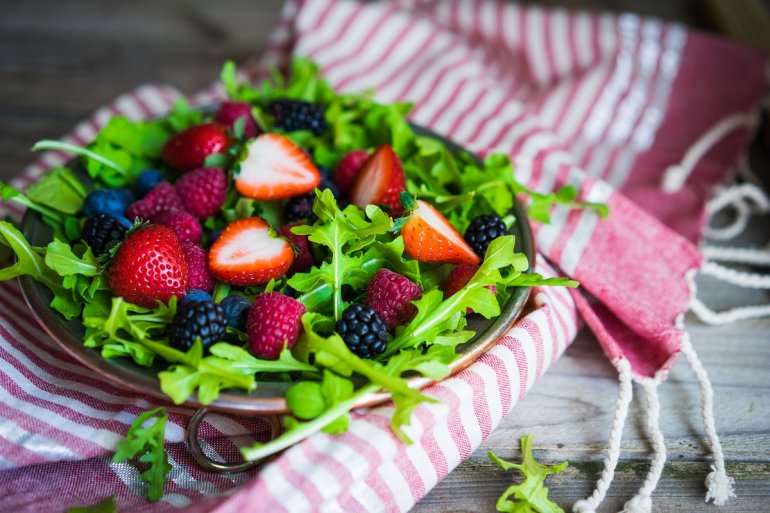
[298,258,381,307]
[384,284,480,358]
[32,140,127,175]
[241,383,379,462]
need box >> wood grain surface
[1,1,768,512]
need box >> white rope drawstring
[701,261,770,289]
[702,244,770,266]
[704,182,770,241]
[706,182,770,217]
[679,335,736,506]
[573,359,634,513]
[620,381,666,513]
[687,266,770,325]
[690,297,770,325]
[661,112,759,193]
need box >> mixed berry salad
[0,59,589,458]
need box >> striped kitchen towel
[1,1,766,512]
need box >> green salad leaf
[113,408,171,502]
[488,434,568,513]
[289,189,392,320]
[66,496,118,513]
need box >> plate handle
[186,407,282,473]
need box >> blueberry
[220,295,252,330]
[180,289,213,307]
[134,169,166,197]
[83,188,133,218]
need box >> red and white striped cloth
[1,1,767,512]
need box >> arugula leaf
[482,154,609,224]
[0,181,67,225]
[113,408,171,502]
[26,166,88,215]
[488,434,568,513]
[66,496,118,513]
[295,312,436,441]
[0,222,106,319]
[289,190,391,320]
[385,236,526,356]
[98,116,170,158]
[45,240,98,277]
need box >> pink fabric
[0,1,766,511]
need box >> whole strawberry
[365,269,422,330]
[278,222,313,274]
[126,181,184,222]
[154,210,201,244]
[333,149,369,195]
[175,167,228,219]
[247,292,306,360]
[215,101,260,138]
[181,242,215,292]
[108,225,189,308]
[161,122,232,172]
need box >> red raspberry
[181,242,214,292]
[278,222,313,274]
[247,292,306,360]
[365,268,422,330]
[333,150,369,195]
[215,101,260,138]
[175,167,228,219]
[444,264,496,312]
[126,182,184,222]
[154,210,201,245]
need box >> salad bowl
[18,125,535,417]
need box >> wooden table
[2,1,768,512]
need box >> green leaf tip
[488,434,568,513]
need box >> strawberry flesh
[349,145,405,216]
[235,134,321,200]
[401,200,480,265]
[208,217,294,286]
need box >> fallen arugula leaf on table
[488,434,568,513]
[66,495,118,513]
[112,408,171,503]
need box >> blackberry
[284,176,343,223]
[284,192,317,223]
[169,300,226,351]
[82,213,128,256]
[269,99,328,135]
[335,304,389,359]
[464,214,507,259]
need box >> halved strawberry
[401,200,480,265]
[208,217,294,286]
[234,134,321,200]
[349,145,405,216]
